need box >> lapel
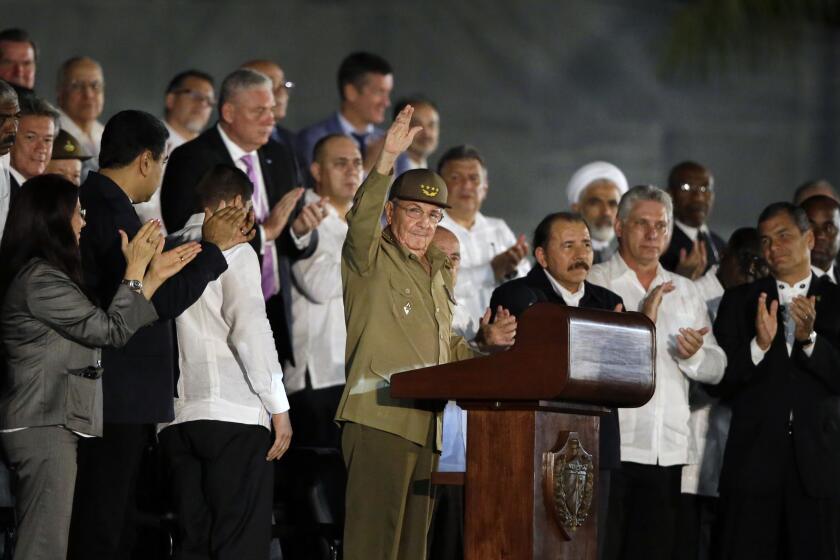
[206,125,236,166]
[579,281,605,310]
[327,113,344,135]
[525,267,566,305]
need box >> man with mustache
[713,202,840,559]
[0,79,18,240]
[800,195,840,284]
[56,57,105,173]
[8,95,58,195]
[489,211,623,557]
[567,161,629,264]
[660,161,726,280]
[588,185,725,560]
[438,144,530,339]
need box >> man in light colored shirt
[588,185,725,560]
[567,161,628,264]
[438,144,530,339]
[287,133,362,447]
[56,56,105,173]
[8,95,57,191]
[713,203,840,559]
[160,163,292,559]
[800,194,840,284]
[0,80,18,240]
[136,70,215,228]
[393,97,439,175]
[296,52,393,178]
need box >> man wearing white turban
[567,161,628,264]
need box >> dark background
[6,0,839,239]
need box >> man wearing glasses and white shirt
[588,184,726,560]
[56,56,105,173]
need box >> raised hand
[476,306,517,353]
[266,412,293,461]
[490,235,529,281]
[291,195,328,237]
[755,292,779,351]
[789,295,816,342]
[641,281,675,323]
[676,239,707,280]
[376,105,423,175]
[676,326,709,359]
[120,220,164,281]
[264,187,304,240]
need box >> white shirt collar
[164,121,188,151]
[336,111,374,136]
[812,263,836,283]
[442,210,487,233]
[543,269,585,307]
[216,123,256,163]
[674,219,709,242]
[8,166,25,186]
[775,273,812,305]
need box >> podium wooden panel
[391,304,655,560]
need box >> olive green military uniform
[337,169,474,560]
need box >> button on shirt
[588,253,726,466]
[162,214,290,431]
[439,212,530,340]
[286,190,348,393]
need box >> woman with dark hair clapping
[0,174,200,559]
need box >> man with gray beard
[567,161,628,264]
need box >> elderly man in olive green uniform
[337,106,476,559]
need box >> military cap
[51,129,91,161]
[388,168,450,209]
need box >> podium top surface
[390,303,655,408]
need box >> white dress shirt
[0,154,8,241]
[439,211,530,339]
[750,274,815,363]
[58,109,104,168]
[544,269,585,305]
[286,190,347,393]
[162,214,290,431]
[134,122,189,231]
[588,253,726,466]
[438,303,473,472]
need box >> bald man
[793,179,839,206]
[56,56,105,171]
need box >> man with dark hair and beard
[0,79,19,239]
[489,211,624,556]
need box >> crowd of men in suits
[0,25,839,560]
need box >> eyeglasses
[0,111,20,127]
[395,202,444,224]
[67,80,104,93]
[677,183,713,194]
[274,81,295,93]
[173,88,216,107]
[628,218,669,235]
[79,208,87,219]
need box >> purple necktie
[240,154,278,300]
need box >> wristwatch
[800,330,817,347]
[121,278,143,293]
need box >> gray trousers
[1,426,78,559]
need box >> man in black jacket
[68,110,252,559]
[489,211,623,557]
[660,161,725,280]
[160,67,323,364]
[713,202,840,559]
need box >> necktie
[240,154,278,300]
[697,230,719,268]
[780,304,795,354]
[351,132,368,160]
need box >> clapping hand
[476,306,517,353]
[676,326,710,359]
[676,240,707,280]
[789,295,816,342]
[755,292,779,351]
[641,281,675,323]
[490,235,529,281]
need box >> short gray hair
[218,68,271,109]
[19,95,60,128]
[617,184,674,226]
[0,79,17,105]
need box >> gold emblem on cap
[420,184,439,197]
[64,141,76,153]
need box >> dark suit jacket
[713,274,840,498]
[489,266,625,470]
[160,125,316,364]
[8,173,20,202]
[271,124,303,187]
[79,172,228,423]
[660,225,725,274]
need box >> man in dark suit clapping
[161,67,324,365]
[713,202,840,559]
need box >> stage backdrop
[6,0,839,239]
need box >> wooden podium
[390,304,655,560]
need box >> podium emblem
[542,431,594,540]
